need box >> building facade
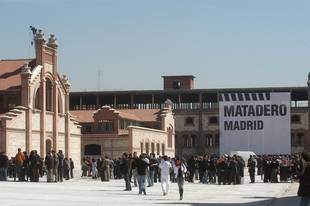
[0,30,81,167]
[70,75,310,158]
[71,100,175,159]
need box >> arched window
[156,143,160,155]
[167,126,173,148]
[84,144,101,156]
[58,93,63,113]
[183,134,189,147]
[206,134,213,147]
[291,115,301,123]
[162,143,165,155]
[151,142,155,154]
[185,117,194,125]
[209,116,218,124]
[34,87,41,109]
[145,142,149,154]
[46,79,53,111]
[190,135,196,147]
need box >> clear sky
[0,0,309,91]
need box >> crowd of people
[79,152,304,200]
[0,148,74,182]
[0,148,309,202]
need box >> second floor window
[209,116,218,124]
[185,117,194,125]
[291,115,301,124]
[98,120,114,132]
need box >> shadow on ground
[155,196,300,206]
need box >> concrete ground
[0,175,301,206]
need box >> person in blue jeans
[0,152,9,181]
[298,152,310,206]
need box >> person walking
[159,156,172,196]
[91,158,98,179]
[69,158,74,179]
[63,158,70,180]
[52,150,59,182]
[149,154,157,186]
[130,152,138,187]
[298,152,310,206]
[136,155,149,195]
[174,158,187,200]
[248,155,256,183]
[81,157,88,177]
[45,151,54,182]
[57,150,64,182]
[120,153,131,191]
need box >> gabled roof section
[70,110,96,123]
[119,109,160,122]
[0,58,36,91]
[70,108,160,123]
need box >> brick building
[71,99,175,159]
[0,30,81,167]
[70,75,310,158]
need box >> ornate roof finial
[164,99,173,110]
[34,29,45,41]
[62,75,71,89]
[47,34,58,49]
[21,63,32,76]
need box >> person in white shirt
[159,156,172,196]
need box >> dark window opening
[173,81,181,89]
[206,134,213,147]
[84,144,101,156]
[297,133,304,146]
[98,120,114,132]
[291,115,301,123]
[82,125,92,133]
[46,79,53,111]
[185,117,194,125]
[209,116,218,124]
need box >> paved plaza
[0,175,301,206]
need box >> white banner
[219,92,291,155]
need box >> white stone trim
[128,126,167,134]
[30,65,43,83]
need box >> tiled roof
[119,109,159,122]
[0,59,36,91]
[70,109,160,123]
[70,110,96,123]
